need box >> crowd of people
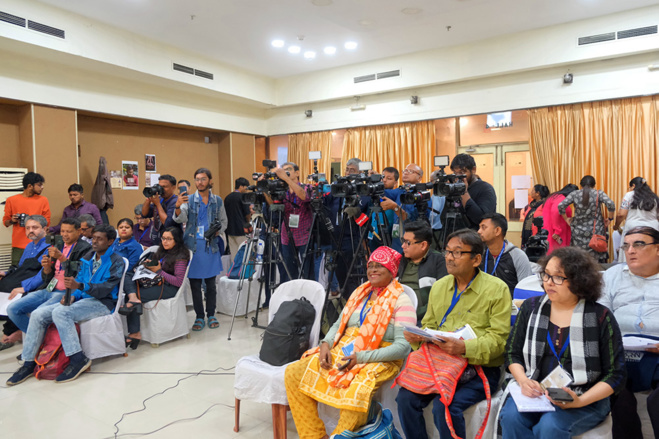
[1,158,658,438]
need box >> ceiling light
[271,39,285,48]
[288,45,301,54]
[324,46,336,55]
[344,41,358,50]
[304,51,316,59]
[401,7,422,15]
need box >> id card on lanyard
[484,241,506,275]
[342,290,375,356]
[439,274,477,329]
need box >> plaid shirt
[281,184,312,247]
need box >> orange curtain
[288,131,333,182]
[341,121,436,183]
[528,96,659,211]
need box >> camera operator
[368,167,403,251]
[173,168,227,331]
[142,174,181,244]
[450,153,497,230]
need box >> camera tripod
[436,197,470,249]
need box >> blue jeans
[7,289,65,333]
[396,366,500,439]
[499,393,610,439]
[280,243,312,282]
[22,298,110,360]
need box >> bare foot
[128,332,142,340]
[5,331,22,344]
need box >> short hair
[23,172,45,189]
[177,179,191,187]
[538,247,602,301]
[625,226,659,242]
[68,183,84,193]
[117,217,134,228]
[61,217,81,229]
[194,168,212,180]
[346,158,361,168]
[382,167,400,181]
[450,154,476,171]
[446,228,484,258]
[158,174,177,186]
[281,162,299,172]
[403,220,433,245]
[78,214,96,227]
[26,215,47,228]
[235,177,249,189]
[93,224,117,241]
[134,204,144,216]
[481,212,508,237]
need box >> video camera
[143,184,164,198]
[63,260,81,278]
[253,160,289,202]
[431,155,466,199]
[400,183,433,205]
[330,161,380,199]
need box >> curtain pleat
[288,131,333,182]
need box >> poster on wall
[110,170,123,189]
[145,154,156,172]
[122,161,139,190]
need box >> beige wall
[17,105,34,173]
[0,104,21,168]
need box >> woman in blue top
[112,218,144,271]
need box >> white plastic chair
[79,257,129,360]
[233,279,326,439]
[138,246,193,347]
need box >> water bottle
[256,240,264,262]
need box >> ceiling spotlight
[563,73,573,84]
[303,51,316,59]
[401,7,422,15]
[324,46,337,55]
[271,39,285,48]
[305,110,313,118]
[410,95,419,105]
[344,41,358,50]
[288,45,301,54]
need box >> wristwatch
[394,206,400,212]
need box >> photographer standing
[174,168,227,331]
[141,174,180,244]
[450,154,497,230]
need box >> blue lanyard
[484,241,506,275]
[439,274,477,328]
[359,290,375,326]
[547,331,570,364]
[137,227,149,243]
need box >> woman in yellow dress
[285,246,417,439]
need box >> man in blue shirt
[142,174,180,245]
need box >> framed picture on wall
[145,154,156,172]
[122,160,139,190]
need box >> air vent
[377,69,400,79]
[173,63,194,75]
[194,69,214,80]
[354,74,376,83]
[27,20,65,39]
[578,32,615,45]
[0,11,26,27]
[617,25,657,40]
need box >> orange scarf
[304,280,402,388]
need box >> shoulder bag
[588,191,608,253]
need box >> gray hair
[78,214,96,227]
[346,158,361,168]
[26,215,47,228]
[281,162,299,171]
[134,204,143,216]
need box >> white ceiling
[38,0,659,78]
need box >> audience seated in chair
[111,218,144,271]
[500,246,626,438]
[78,214,96,245]
[133,204,155,249]
[6,224,125,386]
[120,227,190,349]
[285,246,415,439]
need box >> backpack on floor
[259,297,316,366]
[227,240,259,280]
[33,323,81,380]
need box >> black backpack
[0,246,49,292]
[259,297,316,366]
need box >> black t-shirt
[225,191,250,236]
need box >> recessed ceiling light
[311,0,333,5]
[324,46,337,55]
[304,51,316,59]
[288,45,301,54]
[344,41,358,50]
[401,7,422,15]
[358,19,374,27]
[271,39,285,48]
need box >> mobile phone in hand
[145,259,159,267]
[547,387,574,402]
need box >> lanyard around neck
[439,273,477,328]
[547,330,570,364]
[359,289,375,326]
[484,241,506,275]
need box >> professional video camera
[357,174,385,198]
[431,155,466,200]
[400,182,433,205]
[254,159,289,201]
[143,184,164,198]
[330,161,376,198]
[525,229,549,262]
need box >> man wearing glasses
[397,228,510,439]
[600,226,659,439]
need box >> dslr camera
[143,184,164,198]
[16,213,27,227]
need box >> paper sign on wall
[122,161,139,190]
[514,189,529,209]
[149,173,161,186]
[511,175,531,189]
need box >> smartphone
[180,187,188,196]
[145,259,159,267]
[547,388,574,402]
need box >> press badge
[46,277,58,292]
[392,223,400,239]
[541,365,573,389]
[289,214,300,229]
[196,225,205,239]
[341,340,355,357]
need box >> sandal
[208,316,219,329]
[192,318,205,331]
[119,302,143,316]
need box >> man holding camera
[174,168,227,331]
[7,224,124,385]
[450,154,497,230]
[225,177,252,254]
[142,174,180,244]
[49,184,102,235]
[3,172,51,266]
[368,167,402,251]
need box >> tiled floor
[0,310,301,439]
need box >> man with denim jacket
[174,168,227,331]
[6,224,125,385]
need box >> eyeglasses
[539,271,568,285]
[402,169,421,175]
[161,237,174,241]
[401,239,422,247]
[444,250,477,258]
[620,241,659,252]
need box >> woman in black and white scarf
[499,246,626,438]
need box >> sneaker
[6,362,36,386]
[0,341,15,351]
[55,356,91,384]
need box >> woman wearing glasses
[500,246,626,438]
[613,177,659,262]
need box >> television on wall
[486,111,513,129]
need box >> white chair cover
[79,257,129,360]
[182,254,231,307]
[217,263,263,316]
[138,246,193,345]
[234,280,326,404]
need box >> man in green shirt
[396,228,511,439]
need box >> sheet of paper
[623,336,658,351]
[514,189,529,209]
[132,265,158,281]
[0,292,14,316]
[511,175,531,189]
[149,173,161,186]
[508,381,555,412]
